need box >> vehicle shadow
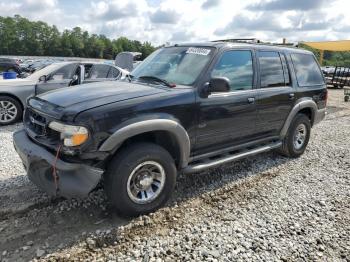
[172,151,291,206]
[0,149,291,261]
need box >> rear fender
[280,99,317,138]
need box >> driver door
[36,63,78,95]
[195,49,258,155]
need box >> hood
[115,52,136,72]
[36,80,168,112]
[0,78,36,87]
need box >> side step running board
[183,141,282,174]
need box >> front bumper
[314,108,326,125]
[13,129,103,198]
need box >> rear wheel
[0,96,22,125]
[278,113,311,158]
[104,142,177,217]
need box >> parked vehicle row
[0,58,22,75]
[12,42,327,217]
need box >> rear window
[258,51,286,88]
[291,53,324,86]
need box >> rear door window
[258,51,285,88]
[87,64,110,79]
[291,53,324,86]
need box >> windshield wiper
[137,75,176,87]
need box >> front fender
[99,118,191,168]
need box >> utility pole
[319,50,324,65]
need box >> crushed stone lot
[0,89,349,261]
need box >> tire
[104,142,177,217]
[0,96,23,125]
[278,113,311,158]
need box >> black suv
[13,43,327,216]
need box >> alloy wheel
[0,100,18,124]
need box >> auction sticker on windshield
[186,47,211,56]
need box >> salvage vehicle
[0,61,128,125]
[0,58,22,75]
[13,42,327,216]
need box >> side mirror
[39,75,47,82]
[208,77,230,93]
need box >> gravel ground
[0,89,349,261]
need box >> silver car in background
[0,61,129,125]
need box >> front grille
[25,109,47,135]
[24,108,60,145]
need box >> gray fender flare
[99,119,191,168]
[280,99,317,138]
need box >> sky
[0,0,349,46]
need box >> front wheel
[278,113,311,158]
[104,142,177,217]
[0,96,22,125]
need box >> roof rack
[212,38,299,49]
[211,38,260,43]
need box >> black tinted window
[258,51,285,88]
[211,50,253,91]
[291,53,324,86]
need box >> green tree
[0,15,157,59]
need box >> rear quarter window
[291,53,324,86]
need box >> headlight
[49,121,89,147]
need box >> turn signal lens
[65,133,89,147]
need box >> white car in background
[0,61,129,125]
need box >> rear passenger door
[255,51,295,138]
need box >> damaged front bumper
[13,129,104,198]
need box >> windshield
[131,46,214,86]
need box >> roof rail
[211,38,260,43]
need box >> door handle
[289,93,295,100]
[247,97,255,104]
